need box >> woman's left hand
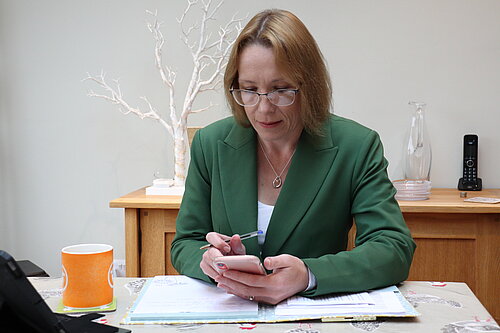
[213,254,309,305]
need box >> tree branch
[83,72,173,137]
[85,1,246,185]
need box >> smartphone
[213,255,266,275]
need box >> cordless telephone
[458,134,482,191]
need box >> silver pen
[199,230,263,250]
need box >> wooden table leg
[140,209,179,277]
[124,208,140,277]
[476,214,500,322]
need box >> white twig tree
[84,0,244,187]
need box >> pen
[199,230,263,250]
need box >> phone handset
[458,134,482,191]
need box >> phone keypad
[463,157,477,182]
[464,170,477,181]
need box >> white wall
[1,0,499,276]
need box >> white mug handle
[61,264,68,292]
[108,262,114,289]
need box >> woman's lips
[258,120,282,128]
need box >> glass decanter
[403,101,432,181]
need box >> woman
[171,9,415,305]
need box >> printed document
[129,275,258,321]
[122,276,419,324]
[275,287,406,316]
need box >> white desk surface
[31,277,499,333]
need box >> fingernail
[264,258,271,268]
[224,246,230,252]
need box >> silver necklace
[258,140,296,189]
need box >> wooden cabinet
[397,189,499,322]
[110,188,500,321]
[110,189,181,277]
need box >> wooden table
[32,277,499,332]
[110,188,500,321]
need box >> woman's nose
[256,94,275,113]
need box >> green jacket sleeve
[170,130,213,283]
[301,130,416,296]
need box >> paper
[285,291,374,306]
[128,276,258,321]
[122,277,419,324]
[275,287,406,317]
[464,197,500,204]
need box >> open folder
[121,276,419,324]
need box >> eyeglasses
[230,88,299,107]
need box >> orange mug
[61,244,114,308]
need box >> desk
[110,188,500,321]
[31,277,498,332]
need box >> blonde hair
[224,9,332,135]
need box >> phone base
[458,178,482,191]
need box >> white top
[257,201,274,246]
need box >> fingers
[200,261,219,280]
[200,247,225,279]
[218,268,268,288]
[214,271,264,301]
[203,232,253,300]
[216,254,309,305]
[228,235,246,255]
[200,232,248,279]
[205,232,231,254]
[264,255,309,294]
[204,232,247,255]
[263,254,293,271]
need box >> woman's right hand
[199,232,246,280]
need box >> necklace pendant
[272,176,282,189]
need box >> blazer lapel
[262,123,339,257]
[218,124,261,256]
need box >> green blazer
[171,115,416,297]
